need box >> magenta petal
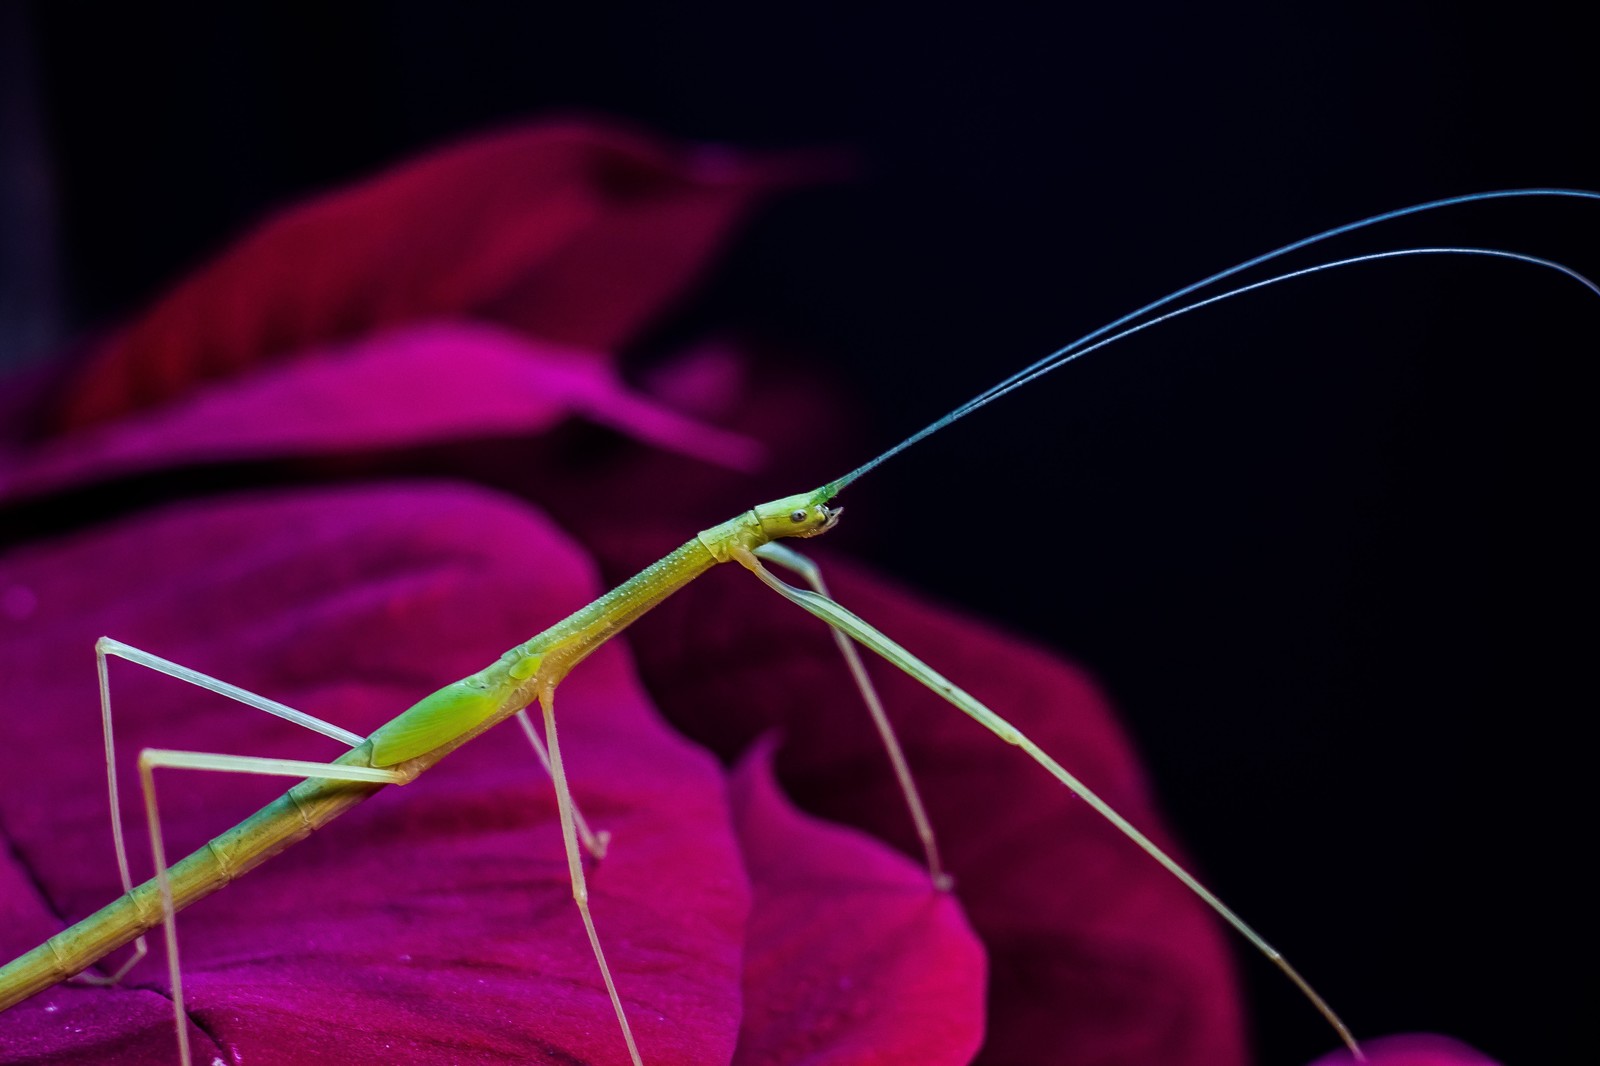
[1,322,762,502]
[53,121,794,432]
[1306,1033,1502,1066]
[0,485,748,1064]
[728,736,985,1066]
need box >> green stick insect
[1,189,1595,1066]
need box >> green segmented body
[0,488,840,1010]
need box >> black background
[5,4,1595,1064]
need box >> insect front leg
[734,547,1366,1060]
[751,542,951,890]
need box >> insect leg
[85,637,366,987]
[514,709,610,860]
[537,680,643,1066]
[733,548,1366,1061]
[752,542,951,889]
[136,749,402,1066]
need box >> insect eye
[790,510,808,523]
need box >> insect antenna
[830,189,1600,493]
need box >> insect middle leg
[535,679,643,1066]
[515,709,610,860]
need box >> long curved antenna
[833,240,1599,492]
[833,188,1600,490]
[942,246,1595,427]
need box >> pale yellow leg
[538,682,643,1066]
[84,638,368,988]
[514,709,610,860]
[137,750,401,1066]
[738,547,1368,1063]
[752,543,952,889]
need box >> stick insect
[1,189,1595,1066]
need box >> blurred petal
[1,322,761,503]
[53,121,800,432]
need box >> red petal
[53,121,795,432]
[729,736,985,1066]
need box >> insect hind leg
[82,637,368,987]
[136,748,401,1066]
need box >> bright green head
[752,485,842,542]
